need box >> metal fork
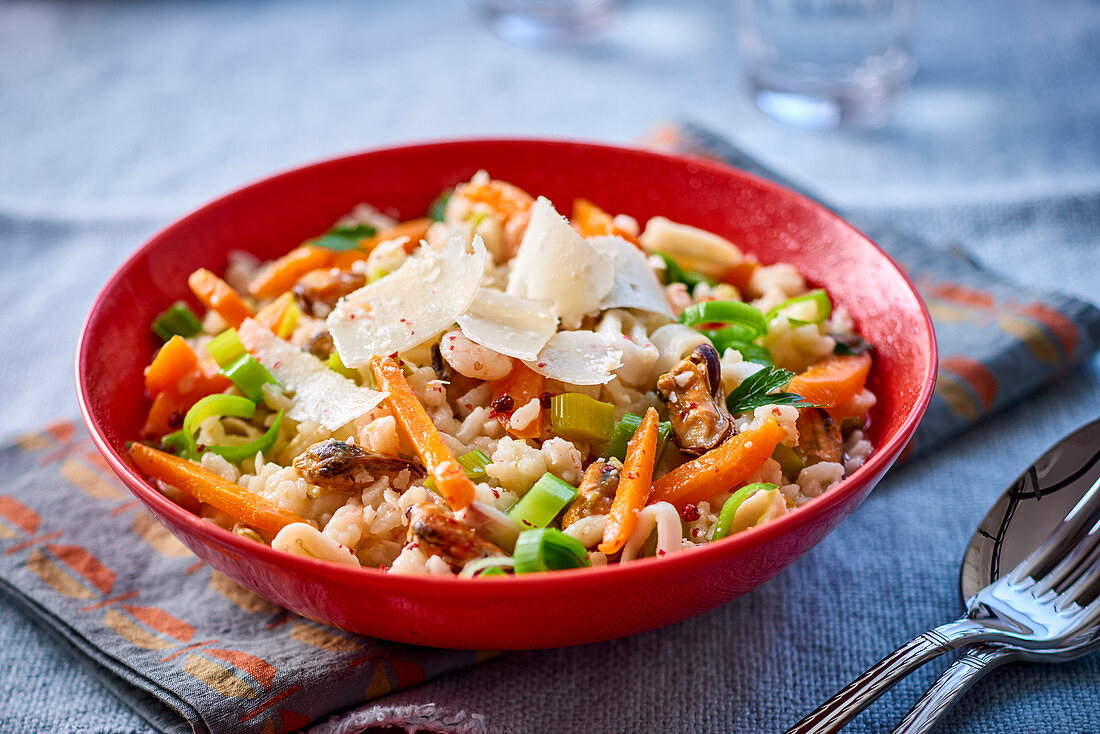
[786,477,1100,734]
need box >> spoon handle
[785,621,981,734]
[891,645,1019,734]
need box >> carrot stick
[248,245,334,300]
[129,443,307,535]
[787,353,873,420]
[649,420,786,509]
[188,268,254,328]
[370,355,476,511]
[359,217,434,255]
[599,407,659,555]
[572,198,640,246]
[490,362,544,439]
[144,336,200,396]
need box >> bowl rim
[76,136,937,595]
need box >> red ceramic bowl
[77,139,936,649]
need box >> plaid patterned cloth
[1,125,1098,733]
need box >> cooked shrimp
[439,330,513,380]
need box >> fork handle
[891,645,1019,734]
[785,622,982,734]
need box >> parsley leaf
[306,223,377,251]
[428,188,454,222]
[726,366,815,415]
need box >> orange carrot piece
[144,336,200,396]
[649,420,786,509]
[359,217,435,255]
[129,443,307,535]
[787,353,873,420]
[140,369,233,438]
[572,198,641,245]
[254,292,299,338]
[248,246,334,300]
[188,268,254,328]
[490,362,544,439]
[599,407,660,555]
[719,259,760,293]
[371,356,476,511]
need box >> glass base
[752,82,902,130]
[476,0,618,47]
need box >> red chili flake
[389,351,400,359]
[692,528,702,538]
[491,488,500,498]
[657,549,666,556]
[491,395,514,413]
[537,362,547,368]
[680,504,700,522]
[539,391,554,410]
[166,411,183,429]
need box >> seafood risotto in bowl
[129,172,877,578]
[79,139,935,647]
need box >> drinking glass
[736,0,919,129]
[471,0,621,47]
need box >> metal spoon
[891,419,1100,733]
[788,418,1100,733]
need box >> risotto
[130,172,876,577]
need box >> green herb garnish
[655,252,715,289]
[306,223,377,251]
[428,188,454,222]
[726,366,814,415]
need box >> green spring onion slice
[221,355,279,402]
[206,329,247,368]
[712,483,778,541]
[458,556,515,578]
[513,528,591,573]
[161,430,189,455]
[180,394,284,464]
[325,351,360,382]
[654,252,715,289]
[507,473,578,529]
[771,443,805,479]
[208,411,284,464]
[550,393,616,443]
[456,449,492,481]
[151,301,202,341]
[765,289,832,327]
[679,300,768,339]
[424,449,492,492]
[181,394,254,458]
[607,413,673,462]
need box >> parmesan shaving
[455,288,558,361]
[328,235,487,367]
[524,330,623,386]
[590,236,674,318]
[238,319,387,431]
[506,197,613,329]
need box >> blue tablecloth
[2,0,1098,731]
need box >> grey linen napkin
[2,126,1100,734]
